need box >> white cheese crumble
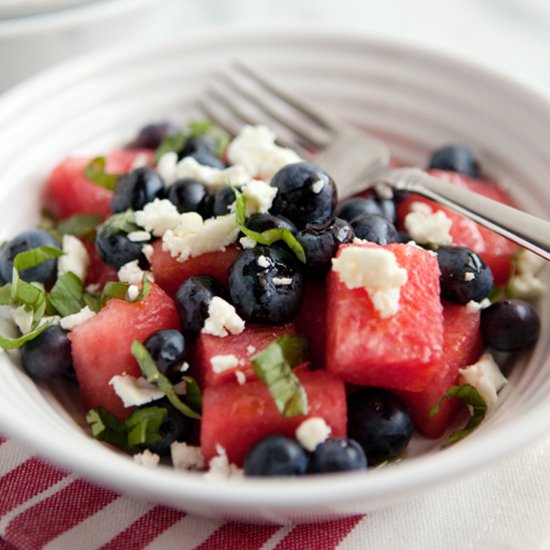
[157,153,251,191]
[332,246,408,318]
[127,230,151,242]
[235,370,247,385]
[404,202,453,246]
[10,306,34,334]
[272,276,293,286]
[130,152,151,170]
[57,234,90,281]
[118,260,147,285]
[162,213,240,262]
[171,442,206,471]
[240,179,278,215]
[239,236,256,249]
[202,296,245,337]
[256,254,271,269]
[464,272,475,282]
[108,374,165,407]
[459,353,507,409]
[210,354,240,373]
[226,124,301,180]
[142,244,154,263]
[311,180,324,194]
[508,249,546,299]
[204,445,244,482]
[133,449,160,468]
[295,417,332,451]
[135,199,182,237]
[246,345,256,355]
[465,298,491,313]
[126,284,140,302]
[60,306,96,330]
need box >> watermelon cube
[195,323,296,387]
[69,283,179,419]
[396,301,483,438]
[149,240,241,298]
[326,242,444,392]
[200,369,347,465]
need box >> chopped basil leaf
[154,133,187,163]
[100,277,151,308]
[251,334,309,417]
[0,319,52,350]
[48,272,85,317]
[97,210,140,240]
[429,384,487,447]
[181,375,202,414]
[57,214,102,237]
[12,246,63,273]
[86,408,128,448]
[233,187,306,263]
[84,157,121,190]
[125,406,167,447]
[82,291,102,313]
[131,340,201,420]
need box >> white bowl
[0,27,548,523]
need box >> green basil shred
[84,157,121,190]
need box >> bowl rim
[0,24,549,513]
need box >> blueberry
[436,246,493,304]
[21,325,73,381]
[0,229,60,285]
[178,136,225,168]
[297,217,354,272]
[95,230,147,270]
[174,275,226,340]
[211,186,240,216]
[188,149,226,169]
[309,438,367,473]
[270,162,337,229]
[166,178,209,215]
[112,167,165,213]
[335,197,396,224]
[245,213,297,235]
[134,121,179,149]
[480,299,540,351]
[145,329,187,382]
[351,214,400,244]
[229,246,304,324]
[347,388,412,465]
[244,435,308,476]
[139,399,194,456]
[428,144,481,179]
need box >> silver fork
[197,62,550,261]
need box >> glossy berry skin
[229,246,304,324]
[174,275,226,340]
[21,325,73,381]
[335,196,396,224]
[140,399,194,456]
[347,388,413,465]
[244,435,308,477]
[297,217,354,272]
[246,213,297,235]
[178,137,225,169]
[0,229,60,285]
[95,230,147,270]
[309,437,367,473]
[480,299,540,351]
[112,167,165,213]
[270,162,337,229]
[436,246,493,305]
[145,329,187,382]
[428,144,481,179]
[212,186,240,216]
[351,214,400,245]
[166,178,209,215]
[134,122,179,149]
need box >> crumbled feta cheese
[133,449,160,468]
[459,353,507,409]
[158,154,251,191]
[118,260,146,284]
[204,445,244,482]
[135,199,182,237]
[126,284,140,302]
[239,236,256,249]
[311,180,324,194]
[210,354,240,373]
[272,276,293,286]
[295,417,332,451]
[57,234,90,281]
[202,296,245,337]
[60,306,96,330]
[162,214,240,262]
[171,442,206,471]
[332,246,408,318]
[226,125,301,180]
[127,230,151,242]
[256,254,271,269]
[508,249,546,299]
[464,272,475,282]
[130,152,151,170]
[10,306,34,334]
[108,374,164,407]
[179,361,190,372]
[142,244,154,263]
[85,283,100,293]
[240,179,278,215]
[246,345,256,355]
[404,202,453,246]
[235,370,247,385]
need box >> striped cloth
[3,433,550,549]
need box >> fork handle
[382,168,550,261]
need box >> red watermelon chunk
[42,148,152,220]
[83,241,118,290]
[326,242,444,392]
[69,283,179,419]
[149,240,241,298]
[396,301,483,438]
[195,323,296,387]
[397,169,519,284]
[200,369,346,466]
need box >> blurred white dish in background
[0,28,548,523]
[0,0,94,19]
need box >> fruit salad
[0,120,543,478]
